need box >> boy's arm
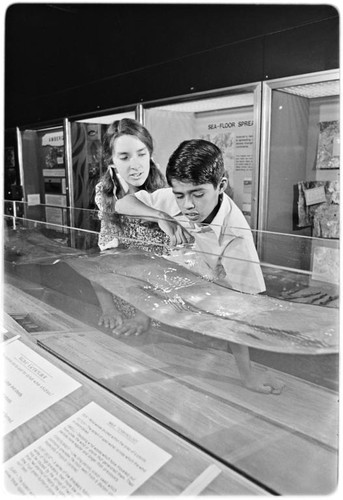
[115,194,193,246]
[219,236,266,294]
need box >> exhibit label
[4,402,172,495]
[2,340,81,435]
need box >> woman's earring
[108,166,114,180]
[116,173,130,193]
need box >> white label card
[27,194,41,206]
[304,186,327,206]
[4,402,172,496]
[2,340,81,435]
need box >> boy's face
[170,179,226,224]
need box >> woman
[93,118,168,336]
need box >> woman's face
[112,135,150,192]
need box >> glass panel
[3,200,100,250]
[69,111,135,233]
[19,126,68,230]
[4,146,20,201]
[264,77,339,274]
[145,91,258,227]
[4,200,15,224]
[4,210,338,495]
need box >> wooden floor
[3,277,339,495]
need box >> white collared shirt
[135,188,266,294]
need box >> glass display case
[67,109,136,213]
[15,110,136,241]
[259,70,339,274]
[16,125,68,231]
[3,202,339,495]
[144,84,261,229]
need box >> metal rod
[64,118,76,248]
[16,127,26,218]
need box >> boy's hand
[158,217,194,246]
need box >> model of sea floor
[5,229,337,354]
[4,228,86,263]
[63,248,338,355]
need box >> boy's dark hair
[166,139,225,188]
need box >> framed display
[316,120,340,169]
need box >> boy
[116,139,283,394]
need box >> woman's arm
[115,195,193,246]
[116,194,163,218]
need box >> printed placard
[2,340,81,435]
[4,402,172,495]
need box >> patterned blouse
[95,182,170,319]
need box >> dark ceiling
[5,3,339,128]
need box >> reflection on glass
[3,209,339,495]
[264,78,339,276]
[70,111,136,232]
[19,126,67,231]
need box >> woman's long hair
[98,118,166,212]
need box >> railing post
[13,201,17,230]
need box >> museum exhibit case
[5,69,339,496]
[14,83,261,232]
[13,70,339,242]
[3,202,339,495]
[259,70,339,272]
[67,109,136,213]
[14,110,136,237]
[143,84,261,229]
[15,125,68,231]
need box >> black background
[5,3,339,128]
